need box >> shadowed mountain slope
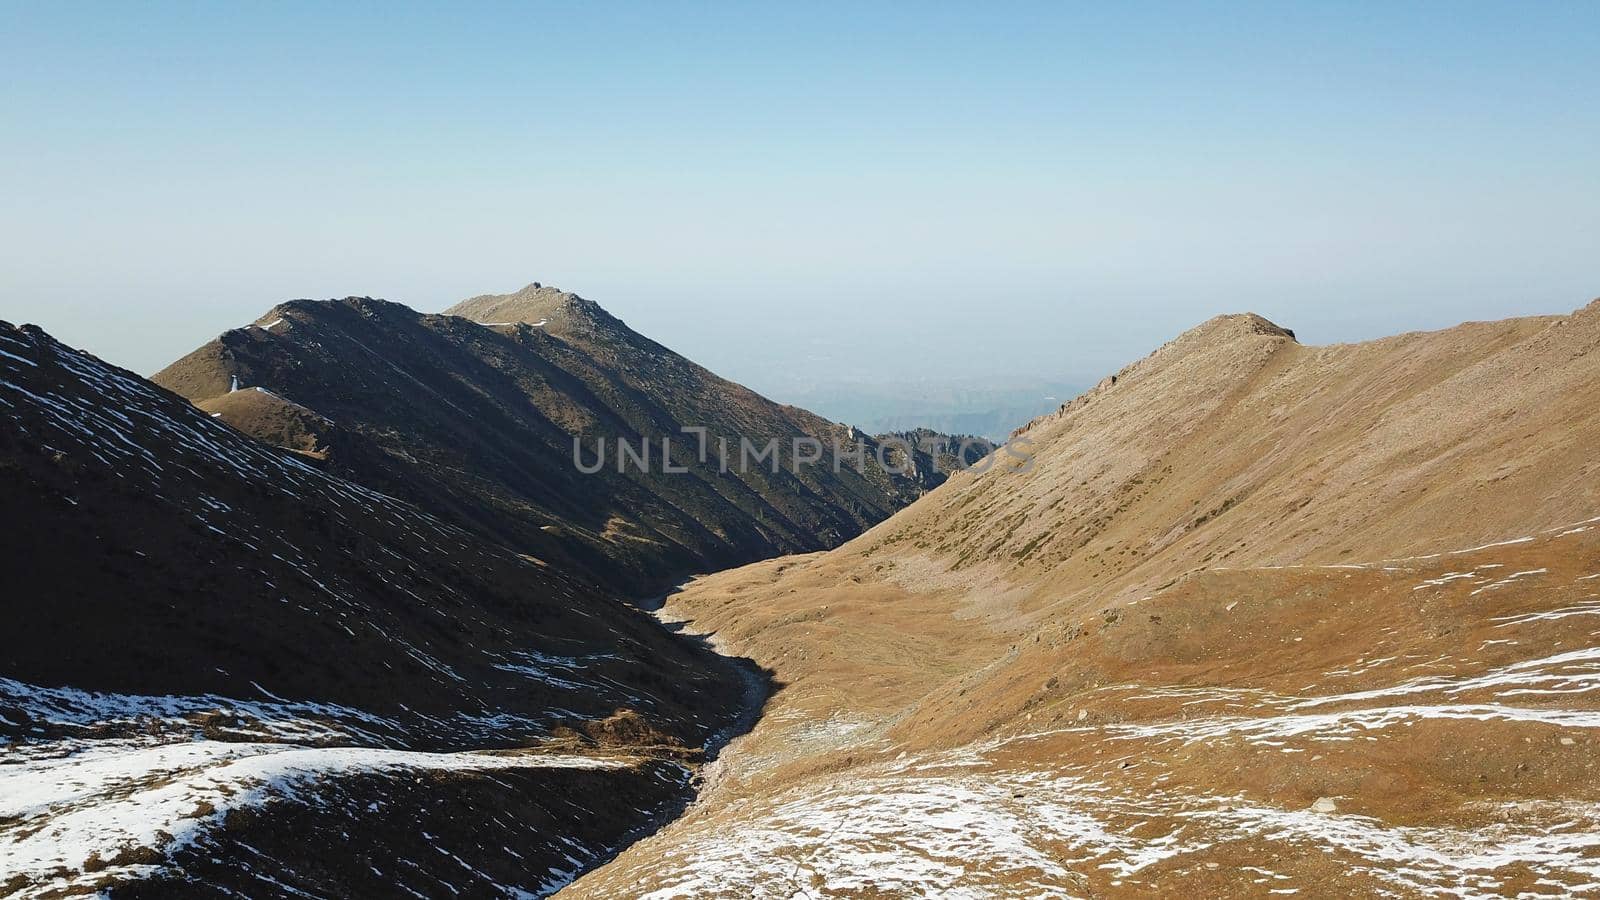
[0,322,749,896]
[154,287,946,595]
[565,301,1600,898]
[2,321,740,741]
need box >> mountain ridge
[152,288,955,596]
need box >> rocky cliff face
[564,300,1600,898]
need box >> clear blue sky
[2,2,1597,404]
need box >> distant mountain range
[778,378,1079,442]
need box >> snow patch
[0,737,624,893]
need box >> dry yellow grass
[565,300,1600,898]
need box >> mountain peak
[446,282,618,336]
[1139,311,1298,373]
[511,280,562,297]
[1184,312,1297,343]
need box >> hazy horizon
[3,2,1596,421]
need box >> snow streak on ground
[0,677,403,744]
[0,736,626,894]
[476,319,547,328]
[492,649,624,692]
[635,750,1600,899]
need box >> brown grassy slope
[565,300,1600,898]
[196,387,333,454]
[674,304,1600,717]
[688,299,1600,743]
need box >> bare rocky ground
[563,302,1600,898]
